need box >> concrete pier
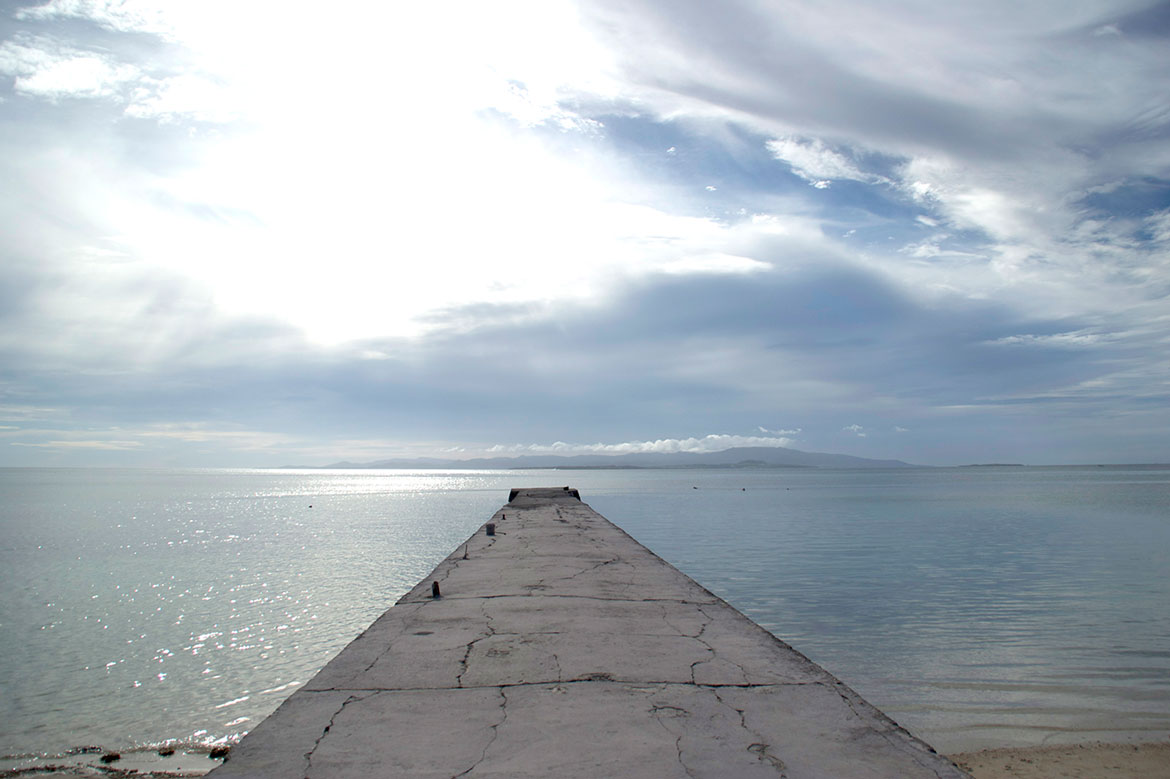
[211,488,967,778]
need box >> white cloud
[0,37,140,100]
[0,404,66,421]
[1146,209,1170,244]
[15,0,172,36]
[843,424,867,437]
[0,422,299,454]
[11,439,142,450]
[486,434,795,456]
[758,426,801,436]
[659,253,771,275]
[766,136,877,186]
[134,423,297,448]
[986,330,1113,348]
[569,1,1170,327]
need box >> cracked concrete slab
[209,689,359,778]
[211,487,968,778]
[304,688,507,779]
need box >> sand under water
[950,740,1170,779]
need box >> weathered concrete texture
[211,487,968,778]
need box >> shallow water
[1,466,1167,761]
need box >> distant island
[958,463,1025,467]
[286,446,919,471]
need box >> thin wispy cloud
[486,434,797,457]
[766,136,883,189]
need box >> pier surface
[211,488,966,778]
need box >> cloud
[14,0,172,35]
[758,426,801,436]
[986,330,1114,348]
[134,423,298,449]
[574,0,1170,310]
[658,253,771,275]
[0,35,140,100]
[843,424,867,437]
[1145,209,1170,243]
[12,439,142,450]
[3,0,1170,467]
[766,136,881,187]
[485,433,796,456]
[0,404,66,421]
[1,422,302,461]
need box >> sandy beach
[6,740,1170,777]
[949,741,1170,779]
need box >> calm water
[1,466,1168,763]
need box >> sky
[1,0,1169,467]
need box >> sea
[1,466,1168,773]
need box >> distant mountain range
[297,446,918,470]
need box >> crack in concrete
[658,601,703,639]
[356,651,381,679]
[685,611,713,684]
[423,554,471,596]
[647,697,697,779]
[557,556,621,582]
[311,679,821,694]
[712,688,788,776]
[425,592,719,605]
[673,732,696,778]
[695,605,753,684]
[748,743,788,775]
[451,687,509,778]
[455,604,497,689]
[303,691,373,778]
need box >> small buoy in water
[692,486,698,489]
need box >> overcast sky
[2,0,1169,467]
